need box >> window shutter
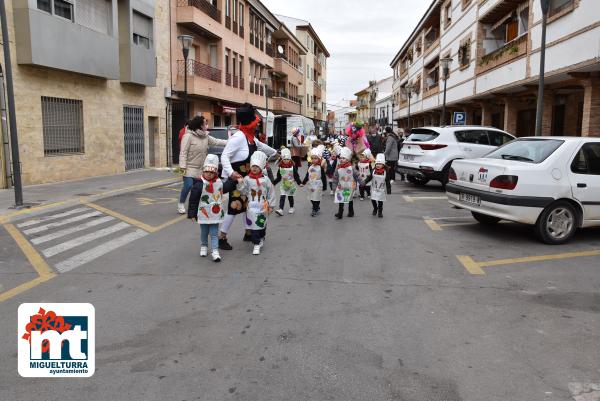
[77,0,111,35]
[132,11,152,39]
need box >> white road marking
[42,222,131,258]
[23,211,103,235]
[16,207,90,228]
[30,216,116,245]
[54,229,148,273]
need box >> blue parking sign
[453,112,467,125]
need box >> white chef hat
[250,151,268,170]
[280,148,292,160]
[203,154,219,173]
[375,153,386,165]
[339,147,352,161]
[310,148,321,159]
[362,148,372,158]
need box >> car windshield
[407,129,439,142]
[485,139,564,164]
[209,128,229,141]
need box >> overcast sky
[261,0,432,109]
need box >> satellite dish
[277,45,284,54]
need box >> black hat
[385,126,394,134]
[236,103,256,126]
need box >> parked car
[446,137,600,244]
[397,126,516,186]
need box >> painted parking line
[422,216,509,231]
[404,195,448,203]
[457,249,600,276]
[22,211,103,235]
[31,216,116,245]
[0,224,56,303]
[16,207,90,228]
[42,222,131,258]
[85,202,186,233]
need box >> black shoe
[219,238,233,251]
[372,209,378,216]
[311,210,317,217]
[243,233,252,242]
[335,213,343,219]
[347,211,354,218]
[378,211,383,218]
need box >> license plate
[403,155,416,162]
[459,193,481,206]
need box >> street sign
[453,112,467,126]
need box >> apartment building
[171,0,279,157]
[354,76,393,128]
[277,15,330,133]
[0,0,170,186]
[390,0,600,137]
[332,99,357,134]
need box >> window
[462,0,471,10]
[239,57,243,79]
[455,130,490,145]
[407,129,440,142]
[486,139,564,164]
[571,143,600,175]
[132,11,152,49]
[549,0,574,16]
[487,131,514,147]
[41,97,84,156]
[54,0,73,21]
[37,0,52,13]
[458,37,471,68]
[225,0,230,17]
[77,0,111,35]
[444,2,452,27]
[232,0,237,22]
[239,4,244,27]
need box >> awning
[491,12,513,31]
[257,109,275,138]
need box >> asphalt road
[1,177,599,401]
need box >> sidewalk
[0,169,180,223]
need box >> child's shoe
[311,210,317,217]
[212,250,221,262]
[219,238,233,250]
[275,209,284,216]
[329,190,334,195]
[359,197,364,201]
[289,208,295,214]
[347,210,354,218]
[372,208,378,216]
[378,210,383,218]
[178,203,186,214]
[335,213,343,220]
[200,246,208,257]
[253,245,261,255]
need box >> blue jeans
[200,224,220,250]
[179,176,194,203]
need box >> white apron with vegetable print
[370,172,387,202]
[279,166,297,196]
[357,161,372,187]
[242,177,271,230]
[306,165,323,202]
[334,166,356,204]
[197,179,225,224]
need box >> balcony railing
[265,43,274,57]
[233,23,238,34]
[178,0,221,22]
[240,77,244,90]
[254,83,260,94]
[239,26,244,38]
[178,60,221,83]
[225,15,231,29]
[477,33,528,74]
[233,75,238,88]
[250,33,254,45]
[272,91,300,103]
[225,72,231,86]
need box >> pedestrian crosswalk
[14,206,149,274]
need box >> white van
[272,114,316,149]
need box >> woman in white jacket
[178,116,228,214]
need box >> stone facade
[1,0,171,186]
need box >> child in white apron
[237,151,277,255]
[273,148,302,216]
[356,148,374,201]
[188,155,241,262]
[302,148,328,217]
[366,154,388,218]
[333,147,364,219]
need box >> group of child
[187,143,390,262]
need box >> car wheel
[535,201,578,245]
[407,175,430,186]
[471,211,501,225]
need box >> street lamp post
[0,0,23,206]
[260,70,272,141]
[403,83,415,131]
[178,35,193,120]
[535,0,550,137]
[391,101,395,131]
[440,57,453,126]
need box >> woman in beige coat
[178,116,228,214]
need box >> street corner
[85,183,188,233]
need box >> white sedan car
[446,137,600,244]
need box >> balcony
[225,15,231,29]
[265,43,274,57]
[240,77,245,90]
[272,93,302,114]
[225,72,231,86]
[176,1,222,40]
[314,83,322,98]
[476,33,528,74]
[178,59,221,83]
[273,58,303,84]
[239,26,244,38]
[233,75,238,88]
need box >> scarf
[248,170,263,186]
[279,160,294,169]
[374,167,386,176]
[202,174,218,193]
[338,161,352,169]
[238,116,260,145]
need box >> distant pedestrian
[178,116,228,214]
[383,126,399,191]
[367,129,383,156]
[290,127,305,168]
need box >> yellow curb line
[0,177,179,224]
[86,203,187,233]
[0,224,57,303]
[457,249,600,276]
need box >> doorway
[148,116,159,167]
